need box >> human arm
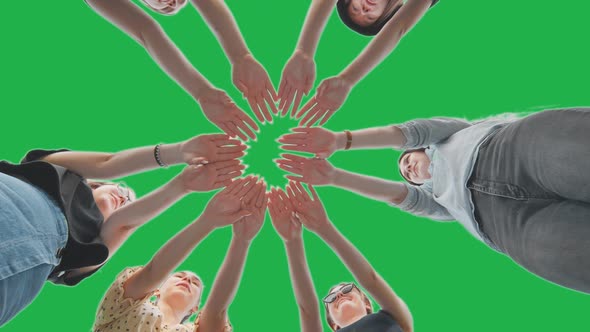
[199,178,267,330]
[41,134,246,179]
[191,0,278,122]
[268,187,323,332]
[85,0,259,140]
[122,177,255,300]
[295,0,435,126]
[277,0,337,115]
[289,183,414,332]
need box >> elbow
[138,21,165,48]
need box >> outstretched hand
[268,187,301,242]
[181,134,247,164]
[295,75,352,127]
[200,176,258,228]
[198,88,259,141]
[233,177,268,242]
[278,127,338,158]
[285,181,331,235]
[276,154,336,185]
[232,54,279,123]
[177,160,245,193]
[277,49,316,117]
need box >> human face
[399,150,432,185]
[326,284,370,329]
[347,0,389,27]
[141,0,187,15]
[159,272,203,315]
[92,184,132,220]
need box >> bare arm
[86,0,214,101]
[319,223,414,332]
[297,0,338,56]
[332,168,408,204]
[340,0,433,85]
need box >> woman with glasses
[85,0,279,140]
[276,108,590,295]
[277,0,439,126]
[0,133,246,326]
[268,181,411,332]
[93,177,267,332]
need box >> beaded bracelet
[154,144,168,168]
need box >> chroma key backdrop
[1,0,589,331]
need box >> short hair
[397,148,426,186]
[336,0,402,36]
[324,282,374,330]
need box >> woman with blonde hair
[0,133,245,326]
[268,181,412,331]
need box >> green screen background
[1,0,589,330]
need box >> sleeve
[395,117,472,150]
[431,0,440,7]
[392,183,454,221]
[94,267,153,330]
[20,149,69,163]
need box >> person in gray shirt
[277,107,590,294]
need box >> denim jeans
[0,172,68,326]
[469,108,590,293]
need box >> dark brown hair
[336,0,403,36]
[397,148,426,186]
[324,283,374,330]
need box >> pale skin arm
[297,0,338,57]
[86,0,213,101]
[340,0,433,85]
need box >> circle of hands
[179,50,351,237]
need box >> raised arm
[122,177,254,300]
[291,182,414,332]
[42,134,245,179]
[191,0,278,122]
[199,178,267,330]
[277,0,337,115]
[268,187,322,332]
[85,0,258,140]
[296,0,436,126]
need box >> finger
[299,107,319,127]
[288,182,306,204]
[236,176,258,197]
[235,80,249,95]
[279,84,292,112]
[264,90,279,115]
[279,132,308,141]
[257,94,273,123]
[255,182,266,207]
[280,153,308,163]
[227,121,247,141]
[277,77,288,102]
[319,109,336,126]
[248,97,265,123]
[305,108,327,127]
[219,145,248,154]
[216,170,243,183]
[206,134,231,141]
[233,119,256,141]
[295,96,317,119]
[219,123,237,138]
[277,163,304,175]
[295,181,311,202]
[244,181,263,204]
[291,91,304,118]
[266,78,279,101]
[276,159,303,171]
[282,87,297,117]
[280,145,315,153]
[291,127,310,134]
[215,139,243,147]
[308,184,319,201]
[231,209,252,222]
[277,189,291,209]
[212,179,233,189]
[213,159,241,170]
[228,176,251,194]
[189,157,209,165]
[217,164,245,175]
[236,111,260,132]
[285,175,304,182]
[217,151,245,161]
[223,178,245,194]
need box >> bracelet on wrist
[344,130,352,150]
[154,144,168,168]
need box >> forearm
[296,0,337,56]
[191,0,250,64]
[333,126,407,151]
[203,237,250,316]
[87,0,213,101]
[332,168,408,204]
[126,217,214,299]
[339,0,432,85]
[284,240,322,331]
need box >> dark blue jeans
[469,108,590,293]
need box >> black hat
[336,0,401,36]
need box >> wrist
[338,71,356,87]
[229,50,252,66]
[331,168,346,186]
[317,222,337,240]
[335,131,348,151]
[283,235,303,246]
[160,143,183,165]
[169,174,191,196]
[231,235,253,247]
[294,47,313,60]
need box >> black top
[0,149,109,286]
[339,310,403,332]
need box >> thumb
[235,80,249,96]
[190,157,209,165]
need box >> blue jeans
[0,172,68,326]
[469,108,590,293]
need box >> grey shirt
[394,117,509,244]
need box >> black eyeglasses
[323,283,358,304]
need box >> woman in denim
[277,108,590,294]
[0,133,245,326]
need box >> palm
[232,54,278,122]
[317,76,350,110]
[302,159,335,185]
[268,189,301,241]
[278,50,316,116]
[198,89,258,141]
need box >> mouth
[176,282,191,293]
[366,0,377,6]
